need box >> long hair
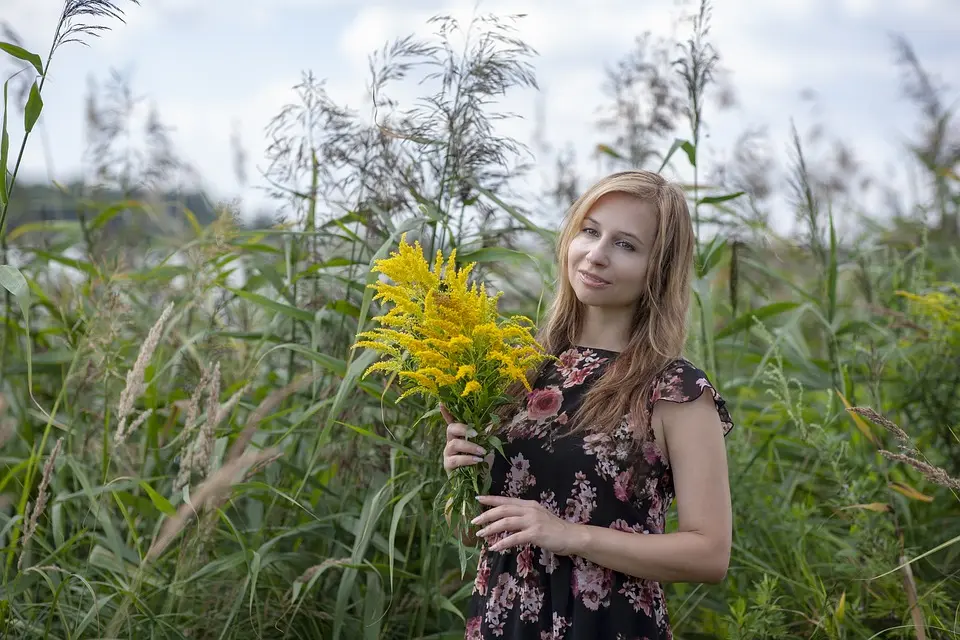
[500,169,695,440]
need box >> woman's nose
[586,245,608,266]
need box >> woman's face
[566,192,658,312]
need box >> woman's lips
[578,270,611,288]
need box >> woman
[442,170,734,639]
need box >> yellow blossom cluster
[897,284,960,346]
[354,234,547,407]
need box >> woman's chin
[573,287,611,306]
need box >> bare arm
[563,392,733,583]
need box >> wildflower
[353,234,550,536]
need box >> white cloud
[3,0,957,233]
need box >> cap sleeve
[650,360,733,436]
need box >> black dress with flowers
[464,346,734,640]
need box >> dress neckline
[572,344,621,355]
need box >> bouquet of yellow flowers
[354,234,548,544]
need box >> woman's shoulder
[649,358,734,436]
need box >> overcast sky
[3,0,958,232]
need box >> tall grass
[1,2,958,639]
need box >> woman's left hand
[472,495,579,555]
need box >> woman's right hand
[441,404,494,475]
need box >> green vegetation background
[0,2,957,638]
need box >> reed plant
[0,2,957,638]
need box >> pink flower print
[582,432,610,455]
[506,453,536,497]
[609,518,644,533]
[539,546,559,574]
[562,366,591,388]
[614,468,634,502]
[563,472,597,524]
[485,573,519,636]
[519,582,544,622]
[558,349,582,370]
[539,490,560,516]
[526,386,563,421]
[571,556,612,611]
[619,578,659,617]
[540,612,571,640]
[555,411,569,425]
[465,616,482,640]
[474,553,490,595]
[642,440,662,465]
[517,545,535,578]
[651,381,663,403]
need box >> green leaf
[230,288,315,324]
[24,81,43,133]
[1,79,10,207]
[0,264,28,299]
[388,481,429,589]
[138,481,176,516]
[33,250,100,277]
[695,236,727,278]
[659,138,696,172]
[716,302,802,339]
[595,143,624,160]
[88,200,146,231]
[458,247,541,270]
[0,42,43,75]
[698,191,745,205]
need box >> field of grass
[0,2,958,639]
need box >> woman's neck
[575,305,635,352]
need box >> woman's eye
[617,241,635,251]
[581,227,599,236]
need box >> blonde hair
[501,169,695,440]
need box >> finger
[445,438,487,458]
[490,530,531,553]
[471,504,526,527]
[446,422,476,441]
[476,516,526,539]
[477,495,530,508]
[444,454,485,472]
[439,403,454,424]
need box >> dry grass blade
[899,548,927,640]
[145,447,281,562]
[296,558,351,584]
[224,372,318,464]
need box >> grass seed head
[115,302,173,445]
[19,438,64,570]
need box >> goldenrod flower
[353,234,550,547]
[355,234,546,404]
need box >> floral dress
[465,345,734,639]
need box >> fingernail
[471,456,484,463]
